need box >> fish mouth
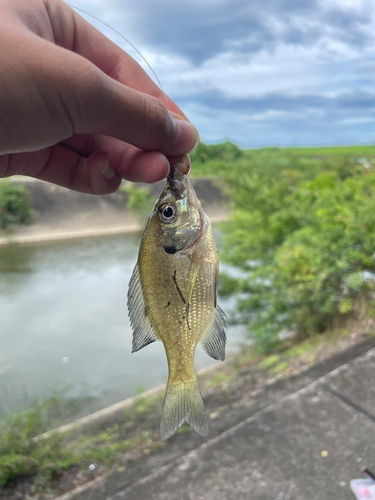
[167,168,201,212]
[164,165,205,253]
[167,169,185,201]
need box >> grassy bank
[282,145,375,157]
[1,324,374,498]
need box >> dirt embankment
[0,178,227,245]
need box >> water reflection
[0,232,243,421]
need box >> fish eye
[158,203,177,224]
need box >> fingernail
[173,119,200,154]
[101,156,115,180]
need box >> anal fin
[200,306,227,361]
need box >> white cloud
[70,0,375,147]
[319,0,374,12]
[160,37,375,100]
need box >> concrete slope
[1,178,227,244]
[73,339,375,500]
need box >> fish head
[148,168,203,254]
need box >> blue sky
[71,0,375,148]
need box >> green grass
[0,390,164,490]
[257,354,280,370]
[206,371,233,388]
[267,361,289,375]
[256,356,289,375]
[282,145,375,157]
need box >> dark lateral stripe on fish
[172,270,186,304]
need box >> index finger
[45,0,188,119]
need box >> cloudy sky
[71,0,375,148]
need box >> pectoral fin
[127,263,158,352]
[200,305,227,361]
[187,257,201,305]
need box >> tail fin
[160,378,209,440]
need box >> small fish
[127,162,226,440]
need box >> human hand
[0,0,198,194]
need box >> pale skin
[0,0,198,194]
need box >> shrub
[216,146,375,350]
[190,141,243,165]
[0,180,33,230]
[120,183,154,224]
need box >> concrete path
[73,340,375,500]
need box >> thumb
[62,58,199,156]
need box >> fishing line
[275,348,375,424]
[68,4,169,108]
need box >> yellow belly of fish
[139,248,216,384]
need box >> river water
[0,231,244,421]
